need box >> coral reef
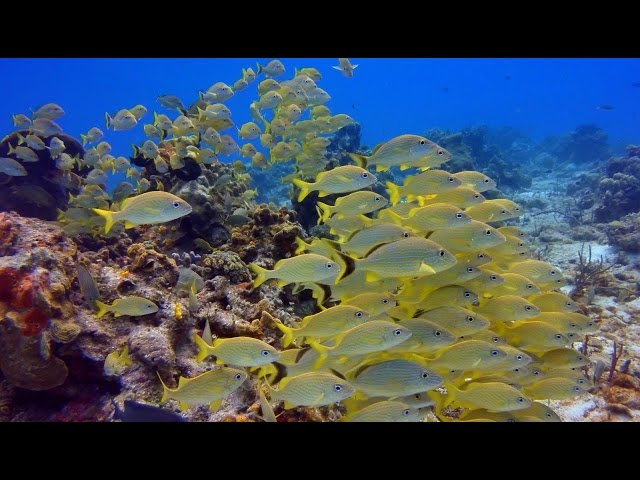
[593,149,640,222]
[606,213,640,252]
[540,124,610,166]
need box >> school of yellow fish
[3,59,595,422]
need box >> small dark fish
[113,400,187,422]
[76,264,101,310]
[596,104,614,111]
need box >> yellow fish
[344,401,421,422]
[272,305,370,347]
[267,372,354,409]
[257,59,286,77]
[528,293,580,313]
[446,381,532,412]
[193,334,280,367]
[476,295,540,322]
[350,134,451,172]
[349,360,443,397]
[416,306,491,337]
[386,170,461,205]
[249,253,340,287]
[426,340,508,371]
[340,292,397,316]
[522,377,584,401]
[292,165,377,202]
[388,319,456,354]
[317,191,388,223]
[337,237,457,283]
[418,187,486,209]
[158,367,248,411]
[329,223,415,258]
[104,345,133,376]
[95,296,159,318]
[394,203,472,233]
[452,171,497,192]
[93,191,192,233]
[238,122,262,139]
[500,321,569,352]
[428,221,507,253]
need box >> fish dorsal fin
[371,142,384,155]
[329,368,347,380]
[119,196,134,210]
[352,363,372,379]
[295,347,312,363]
[177,375,193,389]
[362,241,387,258]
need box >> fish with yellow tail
[348,359,443,397]
[249,253,340,288]
[344,401,422,422]
[316,191,388,223]
[95,296,159,318]
[292,165,376,202]
[385,170,461,205]
[308,321,413,369]
[92,191,192,233]
[266,371,355,409]
[157,368,248,412]
[336,237,457,283]
[193,334,280,367]
[349,134,451,172]
[444,381,532,412]
[271,305,370,347]
[104,345,133,376]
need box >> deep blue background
[2,58,639,189]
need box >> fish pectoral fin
[418,263,437,275]
[124,221,137,229]
[209,399,223,411]
[178,402,189,411]
[365,271,381,282]
[283,401,296,410]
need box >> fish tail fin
[352,64,359,70]
[7,143,16,155]
[385,181,402,206]
[92,208,116,234]
[197,107,206,122]
[177,107,187,116]
[270,316,294,348]
[348,152,368,168]
[131,144,141,158]
[95,300,109,318]
[256,62,263,75]
[292,177,311,202]
[307,339,329,369]
[156,372,170,403]
[294,236,309,255]
[316,202,332,224]
[16,132,25,145]
[105,112,112,129]
[248,262,270,288]
[383,208,406,225]
[80,134,88,146]
[193,333,213,363]
[335,251,356,284]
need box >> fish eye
[527,284,534,289]
[525,306,533,311]
[490,275,497,281]
[456,213,463,218]
[172,201,180,208]
[434,330,442,337]
[516,355,523,361]
[467,267,474,273]
[545,413,552,418]
[421,372,430,378]
[261,350,271,357]
[374,196,381,201]
[533,370,541,375]
[419,140,426,145]
[490,350,499,356]
[554,334,563,340]
[147,304,153,309]
[464,292,472,298]
[492,337,500,343]
[474,194,480,199]
[326,262,333,269]
[550,270,556,275]
[361,172,369,178]
[483,178,490,183]
[577,378,586,385]
[334,384,343,392]
[382,299,389,304]
[234,373,242,380]
[517,397,525,403]
[355,311,364,318]
[439,250,446,257]
[587,322,593,327]
[403,232,410,238]
[501,210,507,214]
[448,177,455,183]
[485,230,492,235]
[570,323,577,328]
[515,208,520,211]
[574,386,581,392]
[477,253,485,258]
[403,409,411,416]
[518,243,525,247]
[394,329,403,336]
[414,394,421,399]
[467,316,474,322]
[438,150,444,155]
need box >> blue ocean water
[2,57,640,192]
